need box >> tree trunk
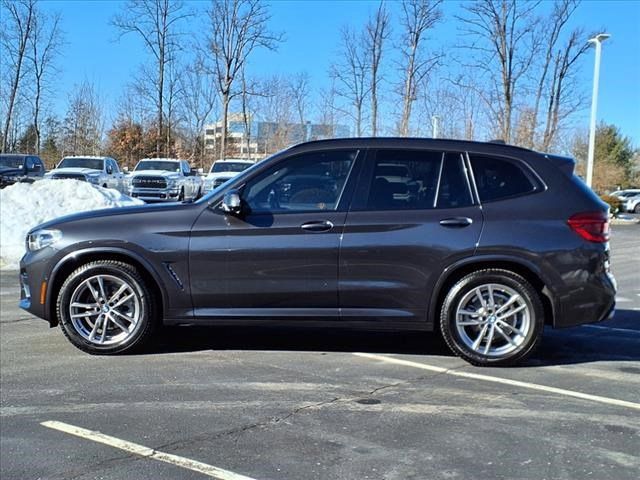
[2,1,34,153]
[220,88,230,160]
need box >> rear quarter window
[469,154,537,202]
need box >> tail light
[568,211,610,243]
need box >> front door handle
[301,220,334,232]
[439,217,473,228]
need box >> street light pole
[431,115,439,139]
[586,33,610,188]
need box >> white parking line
[353,353,640,411]
[41,421,257,480]
[582,324,640,335]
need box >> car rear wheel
[440,269,544,366]
[57,260,157,354]
[634,204,640,214]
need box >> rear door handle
[301,220,334,232]
[439,217,473,228]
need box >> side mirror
[197,167,204,175]
[106,166,113,174]
[29,163,41,172]
[123,166,129,173]
[221,190,242,215]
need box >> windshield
[211,162,252,173]
[0,155,26,168]
[58,158,104,170]
[135,160,180,172]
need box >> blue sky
[42,0,640,145]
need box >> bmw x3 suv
[19,138,616,366]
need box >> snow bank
[0,180,143,270]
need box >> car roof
[62,156,108,159]
[214,159,254,163]
[286,137,538,155]
[138,158,184,162]
[0,153,31,158]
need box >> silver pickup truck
[45,156,124,190]
[126,158,203,202]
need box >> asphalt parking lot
[1,225,639,480]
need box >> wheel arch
[47,248,167,327]
[430,256,557,329]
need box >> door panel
[223,211,346,312]
[339,207,482,321]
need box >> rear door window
[469,155,536,202]
[365,150,473,210]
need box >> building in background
[204,114,350,160]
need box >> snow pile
[1,180,143,270]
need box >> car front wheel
[440,269,544,366]
[57,260,157,354]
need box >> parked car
[203,159,254,193]
[125,158,203,202]
[19,138,616,366]
[610,188,640,199]
[623,193,640,213]
[46,156,123,190]
[0,153,45,188]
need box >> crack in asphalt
[44,369,463,479]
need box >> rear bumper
[553,270,616,328]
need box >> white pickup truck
[46,156,124,190]
[126,158,203,202]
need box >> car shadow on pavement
[153,325,454,357]
[146,309,640,366]
[525,309,640,367]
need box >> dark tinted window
[437,153,473,208]
[470,155,536,202]
[243,150,357,213]
[366,150,472,210]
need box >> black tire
[102,183,107,188]
[439,269,544,367]
[195,187,202,200]
[634,204,640,214]
[57,260,157,354]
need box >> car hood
[47,167,100,176]
[29,201,187,234]
[206,172,239,180]
[0,167,23,176]
[131,170,181,179]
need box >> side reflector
[40,281,47,305]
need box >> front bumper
[128,187,180,202]
[19,249,54,325]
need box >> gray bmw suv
[19,138,616,366]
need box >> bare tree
[1,0,36,152]
[112,0,190,157]
[61,80,104,156]
[27,9,63,154]
[179,55,218,164]
[331,26,369,137]
[288,72,311,127]
[365,1,391,136]
[457,0,540,142]
[397,0,442,136]
[539,28,590,150]
[206,0,282,159]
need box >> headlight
[166,178,177,188]
[86,174,100,184]
[27,229,62,252]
